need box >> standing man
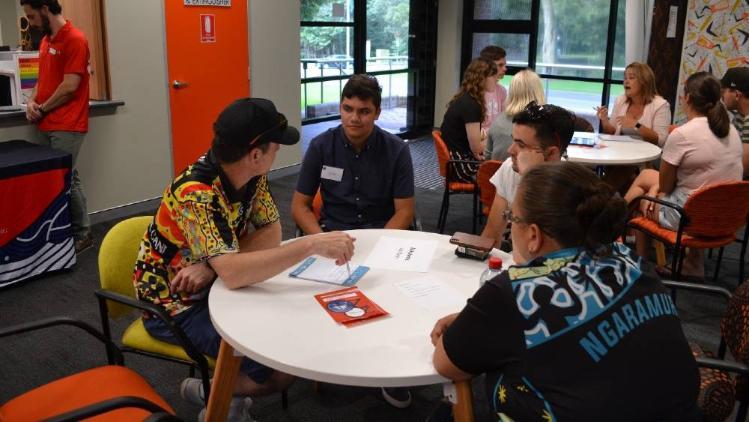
[480,103,576,247]
[721,67,749,175]
[134,98,355,420]
[291,74,415,408]
[479,45,508,129]
[292,74,415,234]
[21,0,92,252]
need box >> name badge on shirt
[321,165,344,182]
[49,47,57,55]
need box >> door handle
[172,80,189,89]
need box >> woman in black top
[431,162,700,421]
[440,58,498,182]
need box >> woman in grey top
[485,69,546,160]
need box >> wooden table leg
[205,339,242,421]
[452,380,475,422]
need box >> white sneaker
[180,377,207,406]
[198,396,255,422]
[381,387,412,409]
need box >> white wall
[248,0,302,169]
[433,0,462,127]
[0,0,303,214]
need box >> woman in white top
[484,69,545,160]
[624,71,743,278]
[596,62,671,146]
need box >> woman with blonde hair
[485,69,545,160]
[440,57,498,182]
[596,62,671,146]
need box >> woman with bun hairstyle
[624,71,743,279]
[440,57,499,182]
[430,162,700,421]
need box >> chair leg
[713,247,725,283]
[438,189,450,234]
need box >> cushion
[628,217,735,249]
[122,318,216,368]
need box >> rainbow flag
[18,57,39,90]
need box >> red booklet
[314,287,389,326]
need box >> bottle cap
[488,256,503,269]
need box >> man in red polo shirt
[21,0,92,253]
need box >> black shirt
[443,244,701,421]
[440,93,483,154]
[296,125,414,230]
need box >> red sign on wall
[200,14,215,43]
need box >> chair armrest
[630,194,687,221]
[94,289,210,371]
[0,316,124,365]
[661,280,732,302]
[44,396,177,422]
[696,356,749,376]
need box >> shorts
[143,299,274,384]
[658,189,690,231]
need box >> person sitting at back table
[132,98,355,420]
[484,69,545,161]
[478,45,508,130]
[291,74,415,408]
[440,58,498,183]
[292,74,415,234]
[596,62,671,146]
[431,161,701,422]
[720,66,749,176]
[624,71,743,280]
[480,102,575,248]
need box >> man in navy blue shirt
[292,74,415,234]
[292,74,415,408]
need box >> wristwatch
[635,122,642,130]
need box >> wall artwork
[674,0,748,123]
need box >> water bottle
[479,256,504,287]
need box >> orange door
[164,1,250,175]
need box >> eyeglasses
[522,102,563,149]
[248,114,288,149]
[502,208,527,225]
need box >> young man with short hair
[291,74,415,408]
[133,98,355,420]
[21,0,92,252]
[479,103,576,247]
[721,66,749,175]
[479,45,509,128]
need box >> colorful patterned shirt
[132,151,279,316]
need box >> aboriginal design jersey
[442,243,700,421]
[132,151,279,316]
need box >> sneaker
[198,396,255,422]
[180,377,207,406]
[74,233,94,254]
[381,387,412,409]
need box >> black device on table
[450,232,494,261]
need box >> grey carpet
[0,138,740,421]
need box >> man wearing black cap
[132,98,355,419]
[722,67,749,175]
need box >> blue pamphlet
[289,257,369,286]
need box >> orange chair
[0,317,177,421]
[432,130,480,233]
[628,181,749,283]
[477,160,502,217]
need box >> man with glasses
[480,102,576,248]
[133,98,355,420]
[291,74,415,408]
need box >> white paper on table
[394,276,465,311]
[598,134,639,142]
[288,256,368,286]
[363,236,438,272]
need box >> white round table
[566,137,661,165]
[204,229,511,421]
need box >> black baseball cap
[213,98,299,149]
[721,67,749,94]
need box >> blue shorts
[143,300,274,384]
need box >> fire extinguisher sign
[200,14,216,43]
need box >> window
[463,0,627,125]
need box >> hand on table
[171,261,216,294]
[430,313,459,346]
[311,231,356,265]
